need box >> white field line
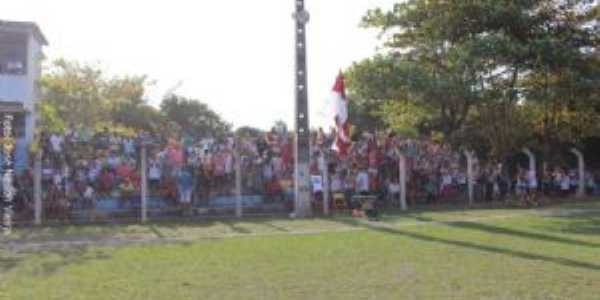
[1,208,598,252]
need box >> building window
[0,34,28,75]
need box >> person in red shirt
[115,161,133,179]
[98,168,115,195]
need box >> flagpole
[292,0,312,217]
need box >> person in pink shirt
[115,160,133,179]
[167,144,184,169]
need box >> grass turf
[1,199,599,300]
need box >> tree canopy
[160,95,232,139]
[39,59,232,139]
[347,0,599,159]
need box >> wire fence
[7,133,600,226]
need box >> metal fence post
[522,148,536,179]
[570,148,586,198]
[235,138,243,218]
[321,155,329,215]
[399,153,407,211]
[140,145,148,223]
[34,150,42,225]
[464,150,475,206]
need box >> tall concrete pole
[292,0,312,217]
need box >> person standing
[176,167,194,216]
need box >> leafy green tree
[351,0,598,159]
[41,59,107,129]
[160,95,232,138]
[36,101,64,133]
[236,126,263,138]
[40,59,159,133]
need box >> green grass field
[1,199,600,300]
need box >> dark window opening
[0,32,28,75]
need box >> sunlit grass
[1,199,599,300]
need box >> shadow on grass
[334,218,600,272]
[536,213,600,236]
[450,221,599,248]
[400,214,600,249]
[0,245,113,276]
[37,246,113,276]
[222,221,253,234]
[0,255,21,274]
[255,221,291,233]
[149,225,167,238]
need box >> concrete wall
[0,74,30,101]
[0,31,43,171]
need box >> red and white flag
[331,72,351,155]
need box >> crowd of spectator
[8,125,600,222]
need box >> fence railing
[9,142,598,226]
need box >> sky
[4,0,395,130]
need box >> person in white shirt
[440,172,453,197]
[83,184,96,209]
[42,163,55,184]
[330,174,343,193]
[387,178,401,208]
[148,159,162,193]
[560,173,571,197]
[53,173,63,191]
[107,153,121,169]
[123,138,135,158]
[50,133,63,160]
[88,161,101,182]
[355,169,370,195]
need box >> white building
[0,20,47,171]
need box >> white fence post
[235,138,243,218]
[522,148,536,178]
[34,150,42,225]
[399,153,407,211]
[464,150,475,206]
[140,145,148,223]
[321,155,329,215]
[570,148,585,198]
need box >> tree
[41,59,107,129]
[113,102,164,133]
[40,59,159,134]
[160,95,232,138]
[236,126,263,138]
[352,0,598,159]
